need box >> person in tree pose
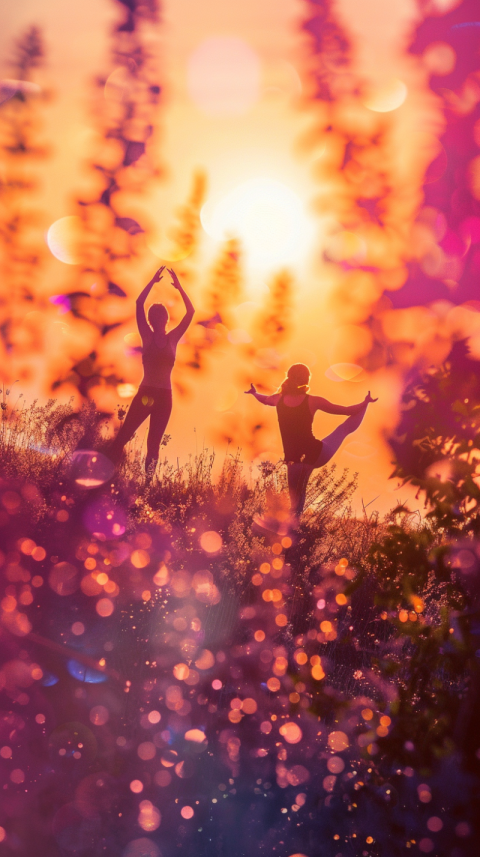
[109,266,194,475]
[245,363,377,521]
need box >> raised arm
[168,269,195,342]
[136,266,164,341]
[311,391,377,415]
[244,384,281,407]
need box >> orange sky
[2,0,463,514]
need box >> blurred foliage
[390,339,480,534]
[50,0,163,397]
[0,27,50,369]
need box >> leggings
[109,386,172,473]
[286,404,368,517]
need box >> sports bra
[141,335,176,390]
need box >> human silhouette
[109,266,194,475]
[246,363,377,521]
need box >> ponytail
[279,377,309,395]
[278,363,310,396]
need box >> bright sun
[200,178,314,269]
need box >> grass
[0,394,478,857]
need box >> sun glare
[200,178,314,269]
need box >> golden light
[46,216,82,265]
[327,730,349,752]
[214,385,239,412]
[362,79,408,113]
[201,178,314,270]
[184,728,207,743]
[148,231,192,262]
[279,722,303,744]
[117,383,137,398]
[187,37,260,116]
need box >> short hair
[148,303,169,328]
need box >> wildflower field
[0,341,479,857]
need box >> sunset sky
[1,0,477,514]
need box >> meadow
[0,340,479,857]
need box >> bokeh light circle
[362,79,407,113]
[199,531,222,554]
[49,562,79,597]
[423,42,456,76]
[328,731,349,752]
[180,805,194,819]
[46,216,82,265]
[187,37,260,115]
[70,450,115,488]
[279,722,303,744]
[89,705,109,726]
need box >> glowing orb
[362,79,407,113]
[138,801,161,832]
[200,531,222,553]
[187,37,260,115]
[279,722,303,744]
[328,730,349,752]
[180,805,194,819]
[201,178,312,268]
[47,216,82,265]
[184,729,207,743]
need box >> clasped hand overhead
[151,266,181,289]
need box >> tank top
[276,395,323,465]
[141,335,176,390]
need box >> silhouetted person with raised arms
[109,266,194,475]
[246,363,377,523]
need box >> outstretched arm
[136,266,165,341]
[244,384,281,407]
[169,269,195,342]
[311,390,377,415]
